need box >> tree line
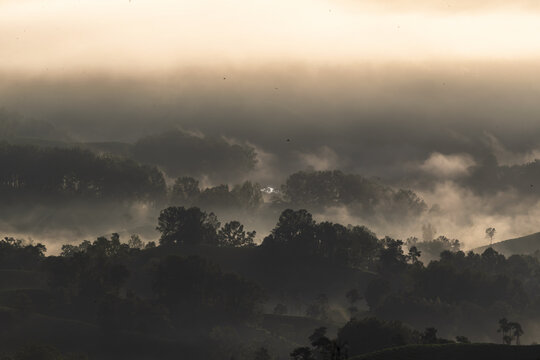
[1,205,537,359]
[0,143,428,228]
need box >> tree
[127,234,144,249]
[279,170,427,218]
[132,130,257,182]
[262,209,317,255]
[231,181,263,209]
[152,255,263,325]
[377,237,408,275]
[198,184,235,208]
[486,227,496,245]
[509,322,524,345]
[290,347,314,360]
[0,237,46,270]
[217,221,256,247]
[309,327,333,359]
[498,318,511,344]
[315,221,379,268]
[338,317,416,357]
[171,176,200,205]
[421,327,438,344]
[271,209,316,243]
[145,241,156,249]
[407,246,422,265]
[455,335,470,344]
[408,236,460,261]
[156,206,220,246]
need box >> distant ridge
[472,232,540,256]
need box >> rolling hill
[352,343,540,360]
[472,232,540,256]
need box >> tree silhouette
[171,176,200,205]
[498,318,512,344]
[0,143,167,204]
[262,209,318,256]
[152,255,263,325]
[455,335,470,344]
[231,181,263,209]
[377,237,408,275]
[279,170,426,218]
[407,246,422,265]
[132,130,257,183]
[338,317,415,356]
[509,322,524,345]
[486,227,496,245]
[128,234,144,249]
[156,206,220,247]
[421,327,438,344]
[290,347,314,360]
[309,327,333,359]
[217,221,256,247]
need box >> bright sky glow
[1,0,540,73]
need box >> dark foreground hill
[473,232,540,256]
[352,343,540,360]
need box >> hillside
[472,232,540,256]
[352,343,540,360]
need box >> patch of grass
[0,309,207,360]
[352,343,540,360]
[0,269,45,290]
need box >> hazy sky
[2,0,540,248]
[2,0,540,73]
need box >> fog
[4,1,540,357]
[1,61,540,249]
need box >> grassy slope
[0,269,46,290]
[261,314,339,347]
[0,307,319,360]
[0,306,213,360]
[0,264,344,359]
[473,232,540,256]
[352,343,540,360]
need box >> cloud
[415,181,540,249]
[485,132,540,166]
[296,146,340,171]
[3,61,540,249]
[419,152,475,178]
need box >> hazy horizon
[2,0,540,250]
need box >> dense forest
[0,143,166,203]
[3,0,540,357]
[0,141,430,244]
[2,117,540,359]
[1,203,540,359]
[0,141,424,215]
